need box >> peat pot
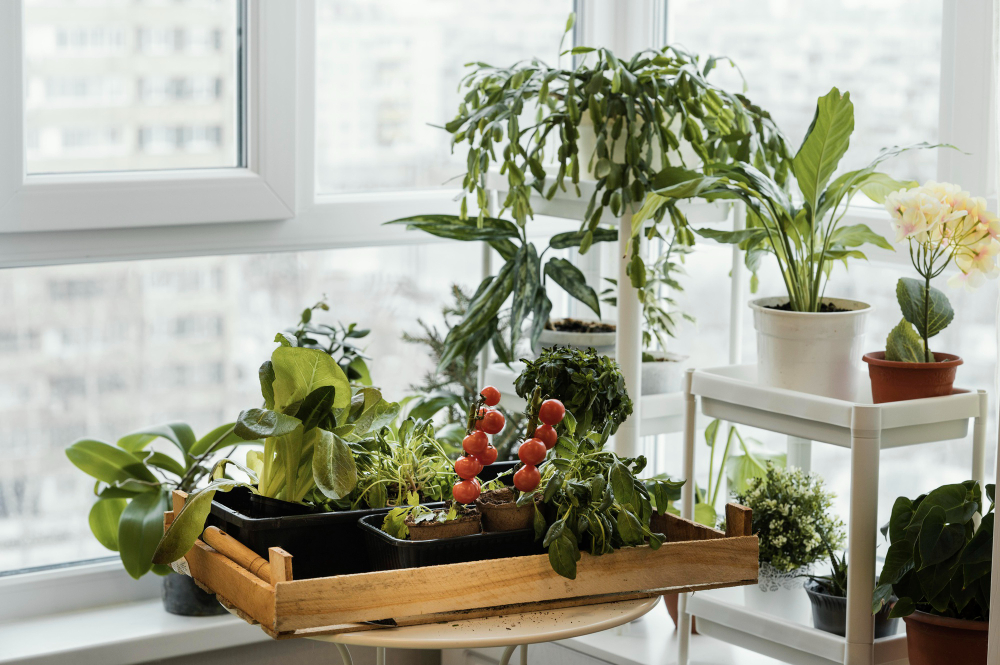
[862,351,963,403]
[902,611,987,665]
[162,572,228,616]
[750,297,872,400]
[475,488,534,532]
[803,579,898,637]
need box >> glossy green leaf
[153,480,241,565]
[189,423,242,457]
[859,172,917,204]
[271,346,351,411]
[116,423,195,455]
[917,505,965,568]
[544,257,601,317]
[793,87,854,207]
[118,489,170,579]
[66,440,158,485]
[89,498,126,551]
[235,408,302,440]
[143,451,187,478]
[897,277,954,343]
[549,228,618,249]
[312,430,358,500]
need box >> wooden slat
[172,489,188,515]
[269,548,293,583]
[651,510,726,541]
[185,539,277,629]
[203,526,272,583]
[272,536,757,632]
[725,504,753,537]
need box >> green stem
[923,270,932,363]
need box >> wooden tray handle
[725,503,753,537]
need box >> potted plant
[635,87,938,399]
[284,298,374,386]
[514,345,634,435]
[734,463,844,621]
[381,500,482,541]
[603,236,693,394]
[872,481,992,665]
[863,182,1000,402]
[66,421,247,615]
[535,318,617,357]
[804,539,898,637]
[386,21,786,370]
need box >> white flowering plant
[883,181,1000,362]
[734,464,844,573]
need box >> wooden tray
[164,492,758,640]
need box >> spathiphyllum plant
[881,182,1000,362]
[388,15,787,366]
[633,87,941,310]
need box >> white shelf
[687,588,907,665]
[484,362,687,437]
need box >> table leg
[334,644,353,665]
[845,406,880,665]
[498,645,517,665]
[520,644,528,665]
[376,646,385,665]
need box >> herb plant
[734,464,844,573]
[282,297,373,385]
[634,88,931,309]
[381,494,460,540]
[873,481,994,620]
[515,346,633,434]
[66,422,247,578]
[808,537,849,597]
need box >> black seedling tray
[358,513,542,571]
[479,460,517,485]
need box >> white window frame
[0,0,996,617]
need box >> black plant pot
[162,572,228,616]
[804,579,898,638]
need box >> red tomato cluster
[513,398,565,492]
[452,386,505,504]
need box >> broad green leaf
[259,360,276,410]
[885,318,925,363]
[347,357,372,386]
[878,539,916,585]
[545,257,601,317]
[384,215,519,242]
[116,423,195,455]
[408,392,464,421]
[872,583,894,613]
[887,496,914,543]
[153,480,242,565]
[549,228,618,249]
[235,408,302,440]
[312,431,358,500]
[897,277,954,342]
[887,596,916,619]
[726,449,786,494]
[829,223,893,251]
[793,87,855,208]
[917,505,965,567]
[271,346,351,411]
[89,498,126,551]
[189,423,242,457]
[66,440,159,485]
[296,385,338,431]
[142,451,187,478]
[547,524,581,579]
[118,489,170,579]
[693,502,717,527]
[859,172,917,204]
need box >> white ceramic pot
[742,562,813,624]
[750,297,872,401]
[641,351,688,395]
[533,322,616,356]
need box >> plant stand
[678,364,990,665]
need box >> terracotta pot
[406,509,481,541]
[476,488,535,532]
[903,611,987,665]
[863,351,962,403]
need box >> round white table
[310,597,661,665]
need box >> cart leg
[520,644,528,665]
[334,644,353,665]
[376,646,385,665]
[498,645,517,665]
[845,406,881,665]
[973,391,988,487]
[678,369,697,665]
[787,436,812,472]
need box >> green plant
[388,20,787,366]
[282,297,373,385]
[66,422,247,578]
[514,346,633,434]
[872,481,994,620]
[734,463,844,572]
[808,536,849,597]
[153,341,399,565]
[880,182,1000,362]
[518,420,683,579]
[381,494,460,540]
[602,235,693,353]
[633,87,940,310]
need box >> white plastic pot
[750,297,872,401]
[533,323,616,357]
[641,351,688,395]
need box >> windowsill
[0,598,269,665]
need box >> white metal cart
[678,365,991,665]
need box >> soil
[547,317,616,333]
[765,302,850,313]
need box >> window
[314,0,575,194]
[23,0,241,174]
[668,0,943,183]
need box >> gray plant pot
[804,579,898,638]
[162,572,228,616]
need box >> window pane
[0,244,481,572]
[315,0,574,194]
[23,0,241,175]
[669,0,942,183]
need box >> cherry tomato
[474,445,498,466]
[452,478,481,504]
[538,399,566,426]
[480,386,501,407]
[513,464,541,492]
[534,424,558,450]
[474,407,489,431]
[479,408,506,435]
[454,455,483,480]
[462,430,489,456]
[517,438,547,466]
